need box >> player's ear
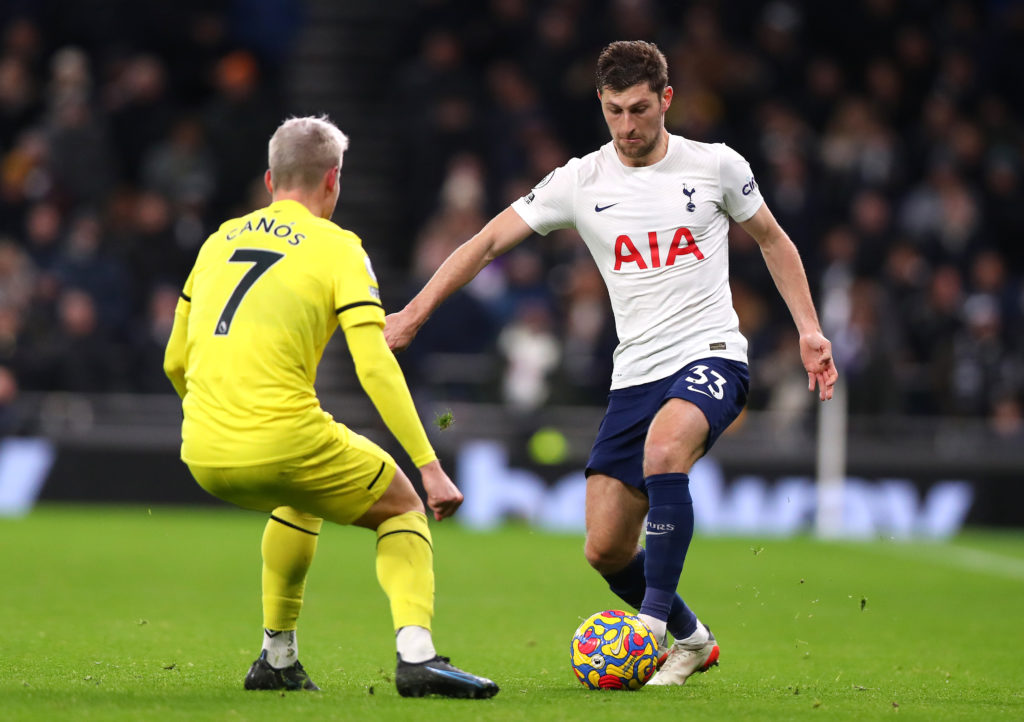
[324,165,339,192]
[661,86,673,112]
[264,169,274,195]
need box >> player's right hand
[384,310,417,352]
[800,331,838,402]
[418,460,464,521]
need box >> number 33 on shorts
[684,364,727,400]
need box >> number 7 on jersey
[215,249,285,336]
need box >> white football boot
[646,622,719,686]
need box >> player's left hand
[418,460,464,521]
[800,331,838,401]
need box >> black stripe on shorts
[366,462,386,490]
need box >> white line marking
[869,542,1024,582]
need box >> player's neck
[272,190,329,219]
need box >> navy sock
[639,473,697,639]
[601,552,696,640]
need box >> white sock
[638,614,667,647]
[676,620,710,648]
[396,625,436,664]
[262,629,298,669]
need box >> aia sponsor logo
[613,227,705,270]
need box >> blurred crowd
[0,0,1022,439]
[0,1,295,430]
[392,0,1024,436]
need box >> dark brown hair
[595,40,669,95]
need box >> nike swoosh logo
[645,530,671,536]
[686,385,716,399]
[594,203,619,212]
[427,668,488,686]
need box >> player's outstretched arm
[345,321,437,464]
[385,207,534,352]
[344,321,464,519]
[740,203,838,401]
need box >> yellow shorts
[187,423,397,525]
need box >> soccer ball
[570,610,659,690]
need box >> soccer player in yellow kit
[163,116,498,699]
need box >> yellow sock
[262,507,323,631]
[376,511,434,631]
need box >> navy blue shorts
[585,357,749,490]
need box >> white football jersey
[511,134,763,389]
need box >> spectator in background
[130,282,179,394]
[0,56,40,154]
[203,51,280,218]
[106,55,175,184]
[397,29,481,235]
[19,288,126,392]
[22,200,61,273]
[0,128,52,233]
[951,293,1013,417]
[969,248,1021,350]
[397,155,498,399]
[53,210,130,333]
[0,236,36,312]
[497,299,560,412]
[900,156,983,263]
[848,188,894,276]
[45,51,117,207]
[141,114,217,208]
[122,191,193,309]
[834,278,896,415]
[906,265,964,415]
[556,254,616,404]
[984,150,1024,270]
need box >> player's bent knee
[353,468,425,529]
[584,539,633,574]
[642,439,703,476]
[641,441,674,476]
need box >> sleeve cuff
[336,301,385,329]
[410,450,438,468]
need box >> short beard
[615,136,658,161]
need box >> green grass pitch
[2,505,1023,721]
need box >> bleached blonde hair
[267,115,350,191]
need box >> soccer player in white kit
[386,40,838,686]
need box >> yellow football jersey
[177,199,384,466]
